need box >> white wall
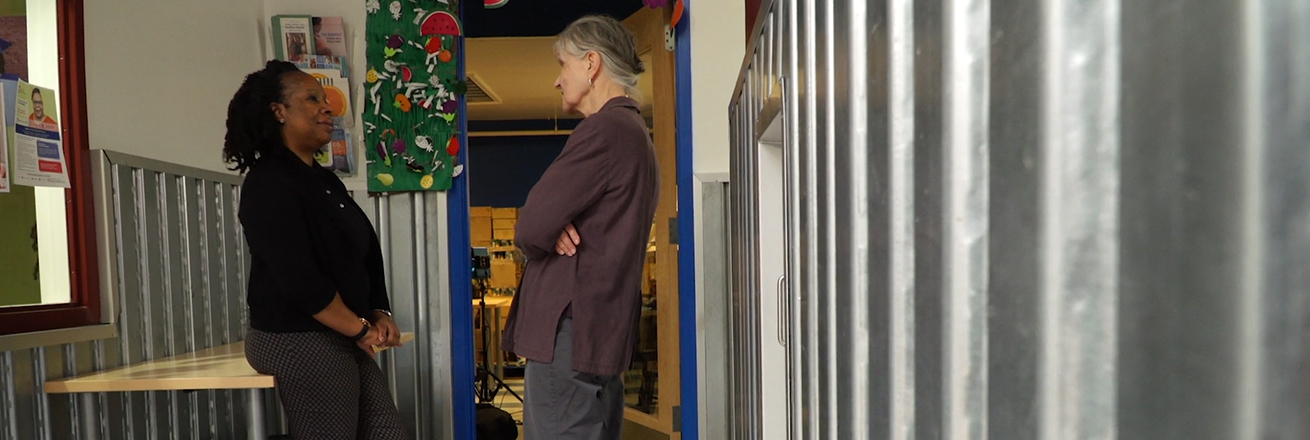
[689,2,744,439]
[260,0,370,191]
[83,0,266,174]
[690,1,743,177]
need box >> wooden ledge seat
[45,332,415,393]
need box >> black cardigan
[238,147,391,333]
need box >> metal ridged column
[721,0,1310,439]
[1038,0,1120,438]
[369,191,455,440]
[1241,1,1310,439]
[943,0,990,438]
[888,0,918,437]
[832,0,894,437]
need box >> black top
[238,147,390,333]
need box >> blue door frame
[674,2,699,438]
[450,6,476,437]
[449,4,699,438]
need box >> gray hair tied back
[556,15,646,97]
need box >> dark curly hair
[223,60,303,173]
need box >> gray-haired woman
[501,14,660,440]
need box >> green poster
[363,0,463,193]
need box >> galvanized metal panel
[728,1,1310,439]
[697,180,731,440]
[114,165,151,439]
[1037,0,1120,438]
[1248,3,1310,439]
[985,0,1042,438]
[838,0,894,435]
[0,151,262,440]
[177,176,213,440]
[912,1,947,439]
[7,349,38,440]
[943,0,992,437]
[1118,2,1247,439]
[888,0,918,437]
[34,346,67,440]
[370,191,455,440]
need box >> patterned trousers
[246,329,409,440]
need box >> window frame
[0,0,101,336]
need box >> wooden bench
[45,332,414,440]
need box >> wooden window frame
[0,0,100,335]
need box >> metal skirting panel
[697,180,731,440]
[728,0,1310,439]
[368,191,456,440]
[0,151,455,440]
[0,150,256,440]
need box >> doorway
[755,114,787,440]
[458,2,684,439]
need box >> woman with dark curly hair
[225,60,407,440]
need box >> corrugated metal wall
[367,191,456,440]
[0,150,258,440]
[728,0,1310,439]
[0,151,455,440]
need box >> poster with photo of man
[12,80,68,188]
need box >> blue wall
[467,135,567,208]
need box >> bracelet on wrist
[349,318,371,342]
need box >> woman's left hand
[371,311,404,347]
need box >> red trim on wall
[745,0,762,41]
[0,0,101,336]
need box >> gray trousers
[523,319,625,440]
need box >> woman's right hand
[556,223,581,256]
[356,325,384,358]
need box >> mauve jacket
[501,97,660,376]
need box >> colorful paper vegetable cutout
[404,156,424,173]
[394,94,412,112]
[387,35,405,49]
[441,99,458,113]
[390,1,403,20]
[425,37,443,54]
[486,0,509,9]
[392,139,407,155]
[375,142,392,167]
[416,135,435,152]
[376,173,395,186]
[446,135,460,156]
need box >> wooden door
[622,5,681,439]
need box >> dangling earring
[588,78,594,88]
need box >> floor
[483,377,669,440]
